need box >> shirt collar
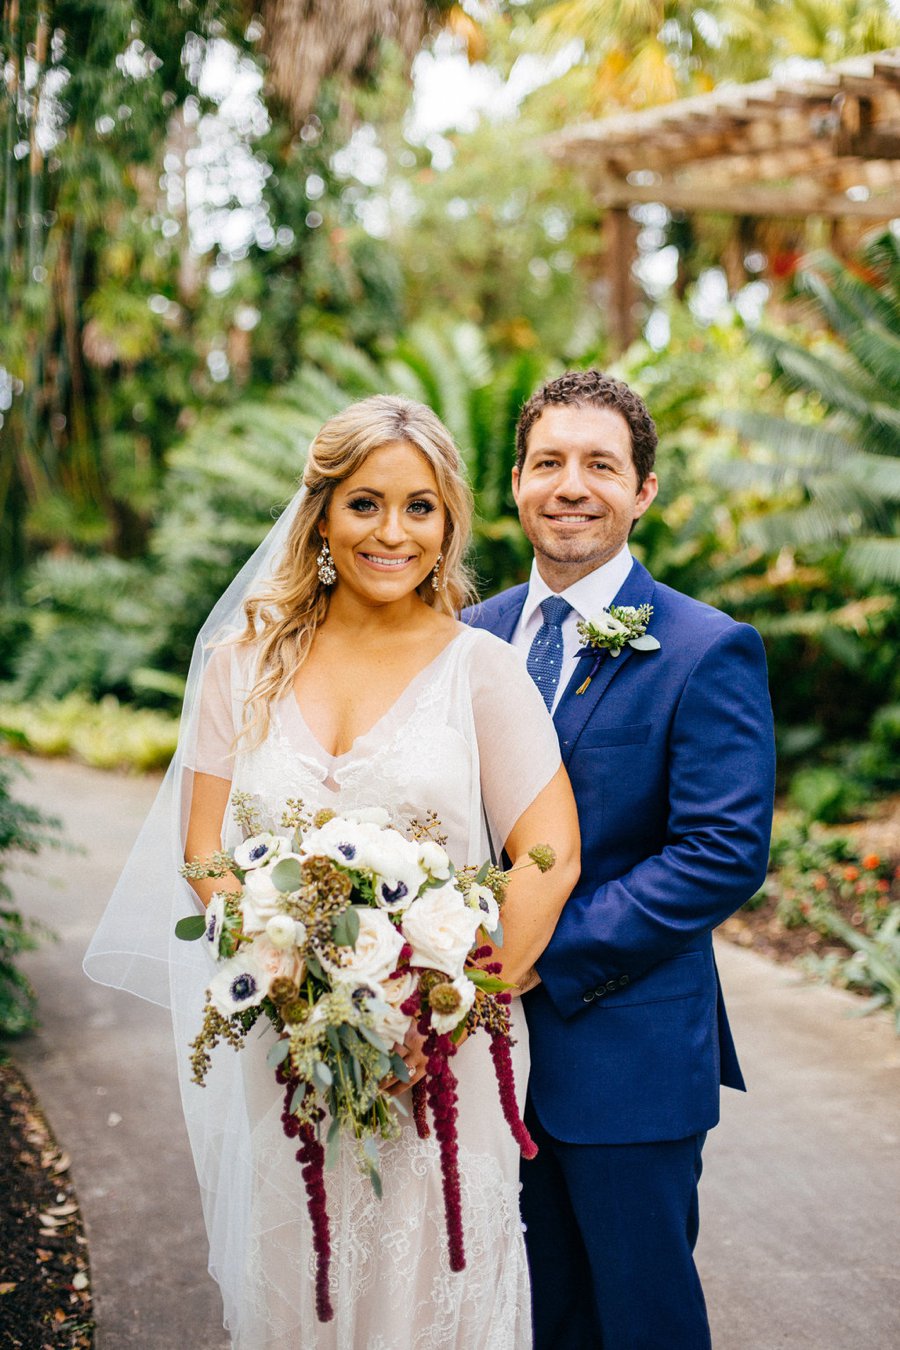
[520,546,634,628]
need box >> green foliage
[728,231,900,586]
[0,753,61,1035]
[788,767,864,825]
[754,819,900,1029]
[0,695,178,772]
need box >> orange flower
[877,879,890,894]
[862,854,881,871]
[843,866,859,882]
[812,876,828,892]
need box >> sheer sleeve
[184,642,243,780]
[468,630,562,850]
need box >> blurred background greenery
[0,3,898,1025]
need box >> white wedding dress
[187,625,561,1350]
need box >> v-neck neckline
[287,627,468,763]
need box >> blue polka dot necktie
[526,595,573,712]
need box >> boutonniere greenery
[575,603,660,694]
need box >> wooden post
[605,207,638,354]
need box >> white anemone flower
[233,832,284,870]
[589,611,629,638]
[208,953,270,1017]
[203,892,227,956]
[467,883,500,932]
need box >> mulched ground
[0,1058,93,1350]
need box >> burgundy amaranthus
[489,1027,537,1160]
[412,1078,430,1138]
[278,1069,334,1322]
[421,1024,465,1271]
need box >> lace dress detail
[191,627,562,1350]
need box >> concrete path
[8,755,900,1350]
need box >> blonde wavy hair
[234,394,477,748]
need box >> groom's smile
[512,405,658,590]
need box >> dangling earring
[317,539,337,586]
[431,552,444,591]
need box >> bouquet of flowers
[176,792,554,1323]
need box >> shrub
[0,754,62,1035]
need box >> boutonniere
[575,603,660,695]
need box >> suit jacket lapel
[486,585,528,643]
[554,559,657,765]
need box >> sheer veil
[83,483,308,1333]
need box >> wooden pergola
[547,48,900,349]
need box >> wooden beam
[592,180,900,219]
[604,208,639,355]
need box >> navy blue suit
[466,558,776,1348]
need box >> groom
[467,370,775,1348]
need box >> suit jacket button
[582,991,595,1003]
[618,975,630,988]
[605,979,619,993]
[594,987,606,998]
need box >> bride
[86,394,579,1349]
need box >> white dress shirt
[511,546,634,714]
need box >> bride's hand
[385,1026,427,1097]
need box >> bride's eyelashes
[345,496,437,516]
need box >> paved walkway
[8,755,900,1349]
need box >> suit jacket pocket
[602,951,705,1009]
[580,722,652,749]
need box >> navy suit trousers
[522,1098,711,1350]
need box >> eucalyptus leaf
[357,1023,389,1054]
[489,919,504,946]
[362,1136,380,1166]
[373,1052,392,1078]
[271,857,302,892]
[390,1053,411,1083]
[313,1060,333,1088]
[307,953,326,982]
[628,634,661,652]
[326,1026,341,1057]
[331,911,353,946]
[174,914,207,941]
[474,861,491,884]
[368,1166,383,1201]
[325,1123,342,1172]
[291,1084,307,1114]
[266,1039,290,1069]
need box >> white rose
[419,841,451,880]
[233,832,284,870]
[429,975,477,1035]
[241,864,282,931]
[365,971,415,1047]
[265,913,302,950]
[320,909,405,986]
[467,883,500,932]
[208,953,270,1017]
[345,806,392,828]
[251,935,305,986]
[402,883,480,979]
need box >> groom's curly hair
[515,370,657,488]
